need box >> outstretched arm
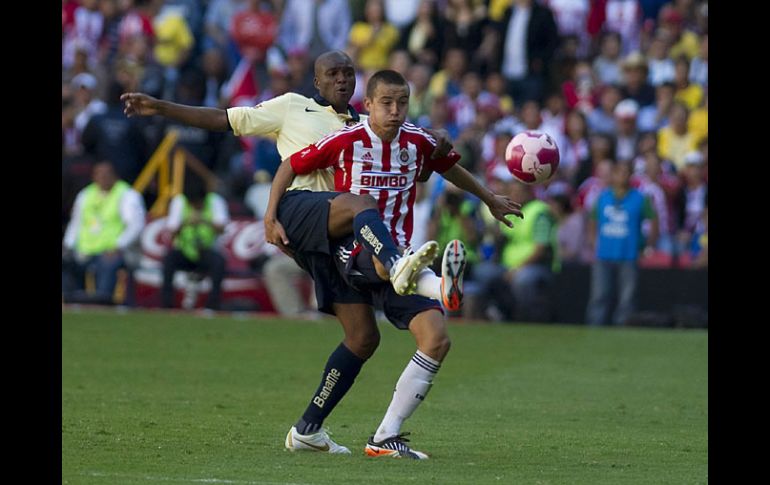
[440,164,523,228]
[121,92,230,131]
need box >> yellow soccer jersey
[227,93,364,192]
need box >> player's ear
[363,97,373,112]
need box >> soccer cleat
[390,241,439,296]
[364,432,429,459]
[441,240,466,312]
[284,426,351,454]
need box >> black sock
[353,209,401,272]
[295,343,365,435]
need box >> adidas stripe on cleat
[364,432,429,459]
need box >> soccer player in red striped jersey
[267,70,522,458]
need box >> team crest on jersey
[399,147,410,164]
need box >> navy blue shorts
[333,236,444,330]
[277,190,340,255]
[277,190,370,315]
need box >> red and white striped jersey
[290,120,460,247]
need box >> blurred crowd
[62,0,708,322]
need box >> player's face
[315,59,356,107]
[365,83,410,134]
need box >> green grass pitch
[62,309,707,484]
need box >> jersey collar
[312,93,360,122]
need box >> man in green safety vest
[62,161,147,303]
[470,166,559,322]
[161,178,230,310]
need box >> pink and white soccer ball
[504,131,560,184]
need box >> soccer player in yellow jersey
[122,51,461,454]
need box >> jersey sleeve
[424,150,461,173]
[226,93,291,136]
[289,136,343,175]
[416,128,461,173]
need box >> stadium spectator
[658,4,699,61]
[442,0,487,66]
[687,93,707,148]
[545,181,591,264]
[674,150,707,258]
[428,47,467,99]
[543,0,590,57]
[448,71,501,132]
[471,167,558,322]
[153,2,195,100]
[202,0,249,70]
[645,31,675,87]
[347,0,401,72]
[637,81,675,133]
[230,0,278,64]
[592,0,643,56]
[563,111,590,179]
[201,47,229,108]
[278,0,352,61]
[613,98,640,162]
[688,33,707,87]
[62,161,146,304]
[576,156,613,212]
[71,73,108,151]
[656,101,697,171]
[62,0,104,71]
[81,81,149,184]
[561,59,600,114]
[586,160,658,326]
[672,56,703,111]
[631,151,676,254]
[383,0,421,30]
[395,0,445,69]
[592,31,623,86]
[161,177,229,310]
[587,84,621,135]
[406,62,435,124]
[494,0,559,105]
[619,51,655,107]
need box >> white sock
[373,350,441,442]
[415,269,442,301]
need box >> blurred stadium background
[61,0,707,326]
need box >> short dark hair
[366,70,409,98]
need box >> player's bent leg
[335,302,380,360]
[284,255,374,453]
[327,193,378,239]
[409,309,451,362]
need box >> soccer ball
[504,131,560,184]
